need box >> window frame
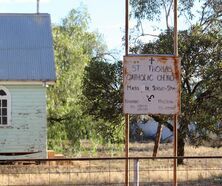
[0,86,11,126]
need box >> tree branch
[161,0,173,30]
[151,115,173,132]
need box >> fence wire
[0,156,222,186]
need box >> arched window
[0,86,11,126]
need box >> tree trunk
[177,118,189,165]
[153,123,163,157]
[177,132,185,165]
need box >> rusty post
[125,0,129,56]
[125,0,129,186]
[37,0,40,14]
[125,114,129,186]
[173,115,178,186]
[173,0,178,186]
[174,0,178,56]
[153,123,163,157]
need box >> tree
[130,0,221,45]
[82,26,221,164]
[129,0,222,164]
[47,7,106,152]
[198,0,222,31]
[131,26,222,164]
[82,58,124,143]
[179,27,222,163]
[130,0,221,28]
[130,0,200,33]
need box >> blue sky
[0,0,125,54]
[0,0,196,56]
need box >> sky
[0,0,126,55]
[0,0,196,57]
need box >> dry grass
[1,142,222,185]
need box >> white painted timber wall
[0,85,47,159]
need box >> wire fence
[0,156,222,186]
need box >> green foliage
[130,0,221,31]
[130,0,221,164]
[47,2,221,157]
[179,27,222,143]
[131,26,222,146]
[47,123,68,153]
[47,7,106,153]
[82,58,124,143]
[130,0,162,21]
[88,118,124,144]
[129,0,195,21]
[82,59,123,123]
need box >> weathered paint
[123,55,181,115]
[0,85,47,159]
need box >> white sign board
[123,55,180,115]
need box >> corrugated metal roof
[0,13,56,81]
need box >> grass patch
[1,141,222,185]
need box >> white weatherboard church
[0,13,56,159]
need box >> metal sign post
[173,0,178,186]
[124,0,179,185]
[125,114,129,186]
[125,0,129,186]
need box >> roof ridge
[0,13,50,16]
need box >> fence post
[134,159,139,186]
